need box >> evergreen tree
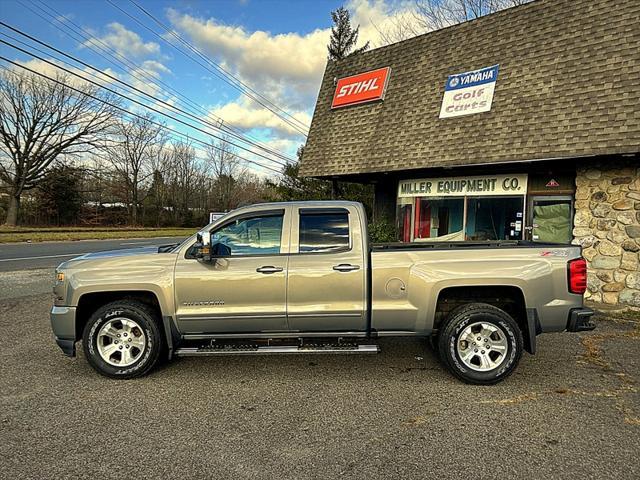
[37,166,83,225]
[268,146,374,217]
[327,7,369,61]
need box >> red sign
[331,67,390,109]
[546,179,560,187]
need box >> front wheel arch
[75,291,173,356]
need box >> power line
[17,0,294,165]
[0,22,294,166]
[8,3,297,164]
[128,0,310,132]
[104,0,309,137]
[0,58,283,175]
[0,40,290,172]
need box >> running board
[174,344,379,356]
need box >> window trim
[296,208,352,255]
[185,209,286,259]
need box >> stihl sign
[331,67,390,109]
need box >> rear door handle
[256,266,284,274]
[333,264,360,272]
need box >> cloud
[128,60,172,97]
[12,58,120,90]
[349,0,425,46]
[208,96,311,138]
[83,22,162,59]
[166,8,328,95]
[78,23,177,113]
[166,1,417,142]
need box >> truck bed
[371,240,572,251]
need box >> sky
[0,0,413,177]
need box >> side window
[299,211,350,253]
[211,214,283,256]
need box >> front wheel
[438,303,523,385]
[83,300,164,379]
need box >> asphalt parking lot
[1,268,639,479]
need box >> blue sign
[445,65,500,92]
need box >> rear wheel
[83,300,163,379]
[438,303,523,385]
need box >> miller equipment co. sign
[398,174,528,198]
[331,67,390,109]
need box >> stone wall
[573,159,640,310]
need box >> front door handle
[333,264,360,272]
[256,266,284,274]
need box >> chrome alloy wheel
[97,318,146,367]
[456,321,509,372]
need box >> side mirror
[194,232,211,263]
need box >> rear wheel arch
[433,285,533,353]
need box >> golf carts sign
[439,65,499,118]
[331,67,390,109]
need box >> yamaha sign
[439,65,499,118]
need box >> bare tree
[105,114,166,225]
[376,0,533,45]
[171,139,200,219]
[205,136,244,211]
[0,70,119,225]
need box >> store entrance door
[528,196,573,244]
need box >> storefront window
[465,197,524,240]
[414,198,465,241]
[396,174,528,243]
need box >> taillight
[568,258,587,294]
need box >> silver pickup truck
[51,201,595,384]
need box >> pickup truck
[51,201,595,384]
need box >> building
[299,0,640,309]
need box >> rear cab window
[298,209,350,253]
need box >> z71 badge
[540,250,569,257]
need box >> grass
[0,226,197,243]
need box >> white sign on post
[209,212,225,224]
[439,65,499,119]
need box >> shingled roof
[299,0,640,178]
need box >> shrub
[368,220,396,243]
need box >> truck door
[286,206,367,333]
[174,208,290,334]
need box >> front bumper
[567,307,596,332]
[50,306,77,357]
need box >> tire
[437,303,523,385]
[82,300,164,379]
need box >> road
[0,236,186,271]
[0,246,638,479]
